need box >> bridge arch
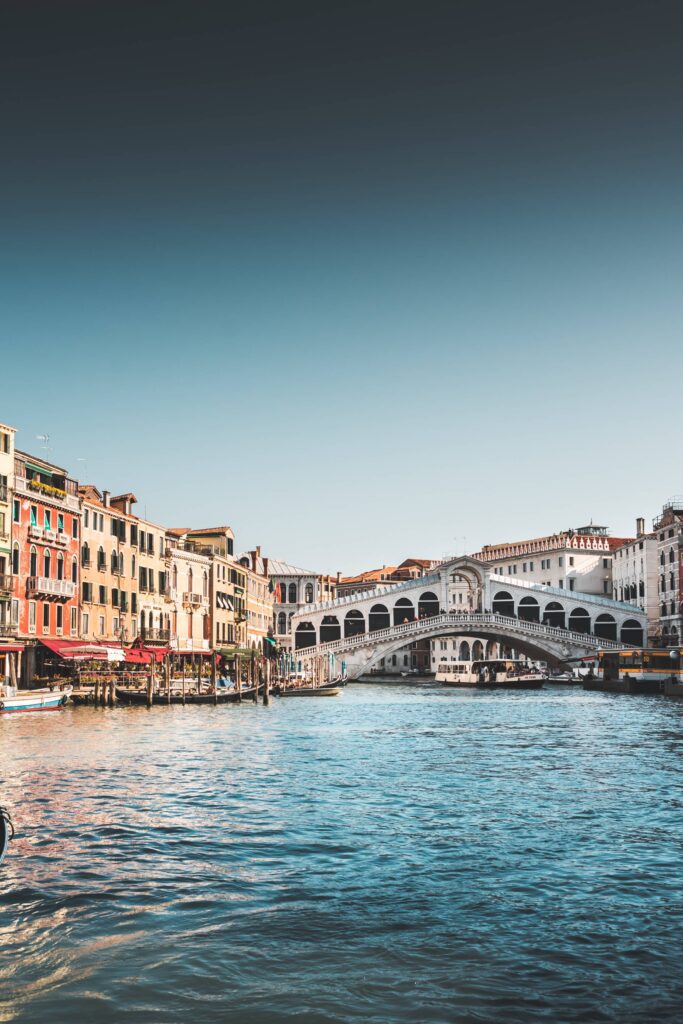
[393,598,415,625]
[518,595,540,623]
[620,618,643,646]
[594,613,617,641]
[492,591,515,616]
[418,591,440,618]
[568,607,590,634]
[344,609,365,638]
[369,604,390,631]
[295,622,316,649]
[320,615,341,643]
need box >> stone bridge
[290,556,647,678]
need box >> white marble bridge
[290,556,647,679]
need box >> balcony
[14,473,80,512]
[27,577,76,599]
[43,529,57,544]
[182,592,203,608]
[29,525,44,541]
[0,574,12,595]
[55,532,69,547]
[0,621,18,637]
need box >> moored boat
[278,685,342,697]
[0,686,72,714]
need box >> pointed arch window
[43,549,51,578]
[30,546,37,577]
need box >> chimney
[256,545,261,559]
[103,490,111,508]
[263,557,269,577]
[336,571,341,583]
[636,516,645,537]
[251,550,257,572]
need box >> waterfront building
[78,487,141,643]
[611,517,659,642]
[164,530,212,654]
[652,497,683,646]
[472,524,632,597]
[12,450,81,680]
[238,547,274,653]
[0,423,17,642]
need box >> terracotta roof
[340,567,398,585]
[184,526,234,536]
[111,492,138,504]
[398,558,433,568]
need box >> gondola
[0,806,13,866]
[114,685,257,705]
[276,678,344,697]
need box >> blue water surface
[1,683,682,1023]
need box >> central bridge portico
[290,556,647,678]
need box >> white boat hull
[0,690,70,714]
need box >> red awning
[124,646,168,665]
[0,644,24,653]
[40,639,122,661]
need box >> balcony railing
[0,574,12,595]
[28,525,44,541]
[182,592,203,607]
[0,622,18,636]
[14,474,81,512]
[55,532,69,547]
[140,627,173,642]
[27,577,76,599]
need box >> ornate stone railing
[295,612,627,659]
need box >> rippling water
[1,684,683,1023]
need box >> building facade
[472,525,631,597]
[79,487,141,643]
[653,498,683,647]
[611,517,659,642]
[0,424,17,640]
[12,451,81,677]
[238,547,274,652]
[246,552,338,651]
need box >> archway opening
[459,640,471,661]
[471,640,484,660]
[620,619,643,646]
[393,598,415,625]
[543,602,565,629]
[568,608,590,634]
[594,613,617,641]
[418,591,440,619]
[344,609,365,638]
[369,604,390,632]
[295,622,316,649]
[320,615,341,644]
[492,591,515,617]
[518,596,540,623]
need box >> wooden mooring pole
[212,652,218,706]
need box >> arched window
[71,557,78,584]
[56,552,64,580]
[111,550,117,573]
[320,615,341,643]
[188,567,193,593]
[12,543,19,576]
[98,546,105,570]
[81,542,90,567]
[369,604,390,631]
[172,564,177,589]
[393,597,415,625]
[492,591,515,617]
[43,549,51,578]
[670,548,675,563]
[30,546,37,577]
[277,611,286,634]
[203,571,208,598]
[459,640,471,661]
[305,583,313,603]
[289,582,297,604]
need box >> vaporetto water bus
[436,659,545,690]
[583,648,683,695]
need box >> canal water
[1,684,682,1023]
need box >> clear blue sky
[2,2,682,574]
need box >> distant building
[611,518,659,642]
[237,547,274,653]
[337,558,436,598]
[242,550,338,651]
[472,524,632,597]
[652,497,683,647]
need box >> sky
[2,0,682,574]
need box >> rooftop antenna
[36,434,53,458]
